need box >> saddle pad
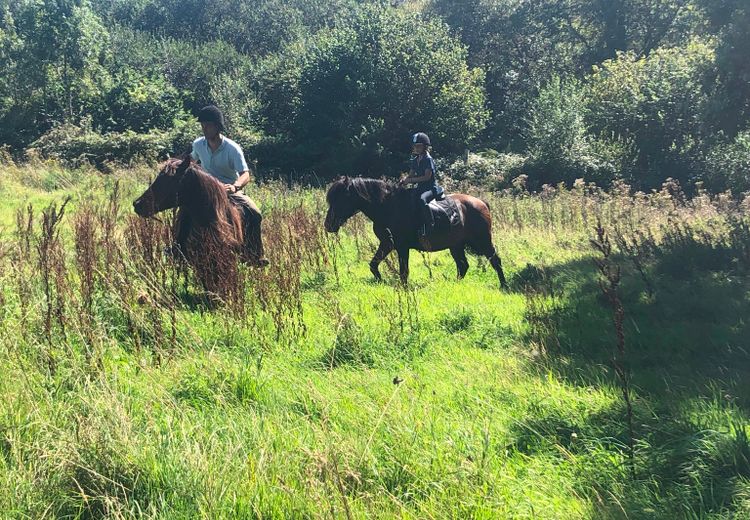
[428,197,461,229]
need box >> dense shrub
[704,130,750,193]
[98,73,185,133]
[28,116,261,169]
[441,152,526,191]
[254,4,488,177]
[28,122,173,167]
[586,41,715,188]
[522,77,636,187]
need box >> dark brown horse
[324,176,508,288]
[133,155,245,297]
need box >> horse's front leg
[370,226,395,281]
[397,247,410,286]
[370,240,394,281]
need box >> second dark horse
[324,176,508,288]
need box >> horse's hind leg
[488,248,508,289]
[370,239,394,281]
[468,238,508,289]
[450,246,469,279]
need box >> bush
[98,73,185,133]
[522,77,635,187]
[27,115,261,169]
[442,152,526,191]
[27,116,206,167]
[255,4,488,177]
[586,41,715,188]
[704,130,750,193]
[28,123,170,167]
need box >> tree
[586,41,714,187]
[93,0,360,58]
[698,0,750,135]
[428,0,702,148]
[255,4,488,176]
[0,0,109,147]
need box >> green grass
[0,161,749,518]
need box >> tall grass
[0,163,749,518]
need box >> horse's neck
[358,185,395,225]
[178,172,219,225]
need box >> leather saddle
[427,195,461,229]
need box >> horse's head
[133,155,192,217]
[324,176,363,232]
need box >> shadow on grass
[517,237,750,518]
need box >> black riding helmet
[411,132,431,147]
[197,105,226,133]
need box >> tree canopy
[0,0,748,190]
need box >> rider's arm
[402,164,433,184]
[190,139,201,162]
[229,144,252,192]
[233,170,252,191]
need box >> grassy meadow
[0,161,749,519]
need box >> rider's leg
[419,189,435,235]
[229,193,268,265]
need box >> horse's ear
[176,154,192,175]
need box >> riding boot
[420,204,434,236]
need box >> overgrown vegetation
[2,0,750,517]
[0,162,749,517]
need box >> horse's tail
[462,194,495,257]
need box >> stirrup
[419,222,434,237]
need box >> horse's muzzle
[324,222,340,233]
[133,196,155,218]
[324,214,341,233]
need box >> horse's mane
[163,158,243,249]
[327,176,403,205]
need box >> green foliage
[428,0,582,147]
[104,28,258,118]
[705,130,750,193]
[27,118,197,166]
[255,4,488,176]
[587,41,715,187]
[99,72,185,133]
[442,152,526,191]
[523,77,636,186]
[428,0,702,146]
[0,0,111,147]
[0,0,748,191]
[699,0,750,134]
[526,78,590,176]
[93,0,360,57]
